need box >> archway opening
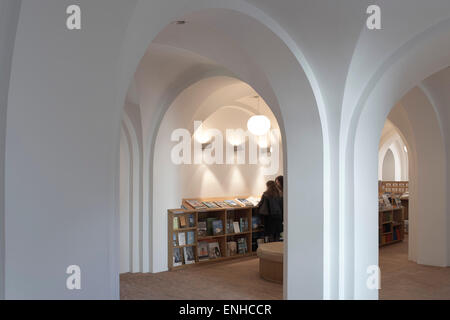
[374,73,448,300]
[115,6,326,300]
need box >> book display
[168,196,263,270]
[379,205,405,246]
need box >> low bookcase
[168,200,264,270]
[379,206,404,246]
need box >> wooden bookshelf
[379,206,404,246]
[379,181,408,195]
[168,197,264,270]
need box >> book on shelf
[179,215,187,228]
[185,199,207,210]
[237,237,248,254]
[226,219,234,234]
[198,221,207,237]
[188,214,195,227]
[173,248,183,267]
[197,242,209,261]
[235,198,253,207]
[172,233,177,247]
[187,231,195,245]
[184,246,195,264]
[178,232,186,246]
[206,218,218,236]
[214,201,228,208]
[239,218,248,232]
[381,194,392,208]
[208,241,221,259]
[212,220,224,235]
[173,217,179,230]
[202,201,219,209]
[227,241,237,256]
[233,221,241,233]
[224,200,240,207]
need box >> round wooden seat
[257,242,283,284]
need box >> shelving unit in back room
[167,196,264,270]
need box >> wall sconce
[263,146,272,155]
[202,141,212,150]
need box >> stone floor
[120,240,450,300]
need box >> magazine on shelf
[188,214,195,227]
[185,199,207,209]
[239,218,248,232]
[198,221,207,237]
[197,242,209,261]
[224,200,240,207]
[179,215,187,228]
[172,233,177,247]
[235,198,253,207]
[173,248,183,267]
[382,194,392,208]
[202,201,219,209]
[187,231,195,245]
[233,221,241,233]
[227,241,237,256]
[237,237,248,254]
[206,218,218,236]
[208,242,221,259]
[246,196,260,206]
[173,217,179,230]
[212,220,223,235]
[178,232,186,246]
[184,247,195,264]
[214,201,228,208]
[226,219,234,234]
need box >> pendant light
[247,96,271,136]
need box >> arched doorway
[345,17,450,299]
[116,3,327,299]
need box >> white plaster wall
[382,149,396,181]
[5,0,136,299]
[0,0,21,300]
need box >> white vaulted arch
[345,17,450,299]
[121,113,141,273]
[117,1,329,299]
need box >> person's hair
[275,175,283,191]
[265,180,280,197]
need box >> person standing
[257,180,283,242]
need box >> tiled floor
[379,239,450,300]
[120,240,450,300]
[120,256,282,300]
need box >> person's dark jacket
[257,192,283,236]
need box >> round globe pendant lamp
[247,96,271,136]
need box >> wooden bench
[257,242,283,284]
